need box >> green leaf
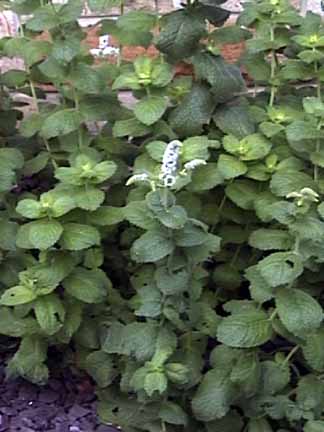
[193,52,245,101]
[16,199,42,219]
[217,154,247,179]
[63,268,109,304]
[214,105,255,139]
[175,222,208,247]
[26,5,59,31]
[155,266,189,295]
[1,69,27,87]
[239,133,272,161]
[41,109,83,139]
[7,336,48,385]
[60,223,100,251]
[102,322,158,361]
[276,288,323,336]
[217,310,272,348]
[169,84,215,137]
[146,140,167,161]
[270,170,317,197]
[20,113,44,138]
[88,0,121,12]
[68,64,105,95]
[225,180,258,210]
[131,230,174,263]
[0,286,37,306]
[286,120,322,141]
[134,96,168,126]
[259,359,290,396]
[113,118,151,138]
[155,205,188,229]
[88,206,124,226]
[124,201,158,230]
[0,308,39,337]
[0,148,24,170]
[296,375,324,412]
[205,411,244,432]
[302,328,324,371]
[245,264,274,303]
[156,10,206,60]
[248,419,273,432]
[192,369,235,421]
[112,72,141,91]
[181,136,211,162]
[117,11,157,32]
[23,152,50,176]
[34,294,65,335]
[159,402,188,426]
[151,63,174,87]
[144,371,168,396]
[304,421,324,432]
[249,229,293,250]
[189,163,224,191]
[84,351,115,388]
[211,26,251,44]
[74,187,105,211]
[18,219,63,250]
[0,219,18,251]
[257,252,303,288]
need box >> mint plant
[3,0,324,431]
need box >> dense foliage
[2,0,324,430]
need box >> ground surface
[0,357,119,432]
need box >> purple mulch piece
[18,383,38,402]
[96,426,121,432]
[68,405,92,421]
[0,354,121,432]
[38,389,59,404]
[0,414,9,431]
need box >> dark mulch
[0,358,119,432]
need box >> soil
[0,357,119,432]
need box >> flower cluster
[287,187,320,206]
[159,140,182,187]
[126,172,150,186]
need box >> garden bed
[0,355,118,432]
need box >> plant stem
[230,244,242,267]
[282,345,300,366]
[314,120,322,183]
[72,87,83,150]
[269,309,278,321]
[315,59,321,100]
[269,24,276,107]
[117,1,124,67]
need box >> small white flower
[300,187,320,200]
[162,174,177,187]
[184,159,207,171]
[126,173,150,186]
[286,191,302,199]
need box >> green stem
[282,345,300,366]
[314,120,322,183]
[269,309,278,321]
[211,195,226,233]
[314,58,321,100]
[230,244,242,267]
[269,25,276,107]
[28,68,57,169]
[72,87,83,150]
[117,1,124,67]
[19,17,57,168]
[293,235,300,254]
